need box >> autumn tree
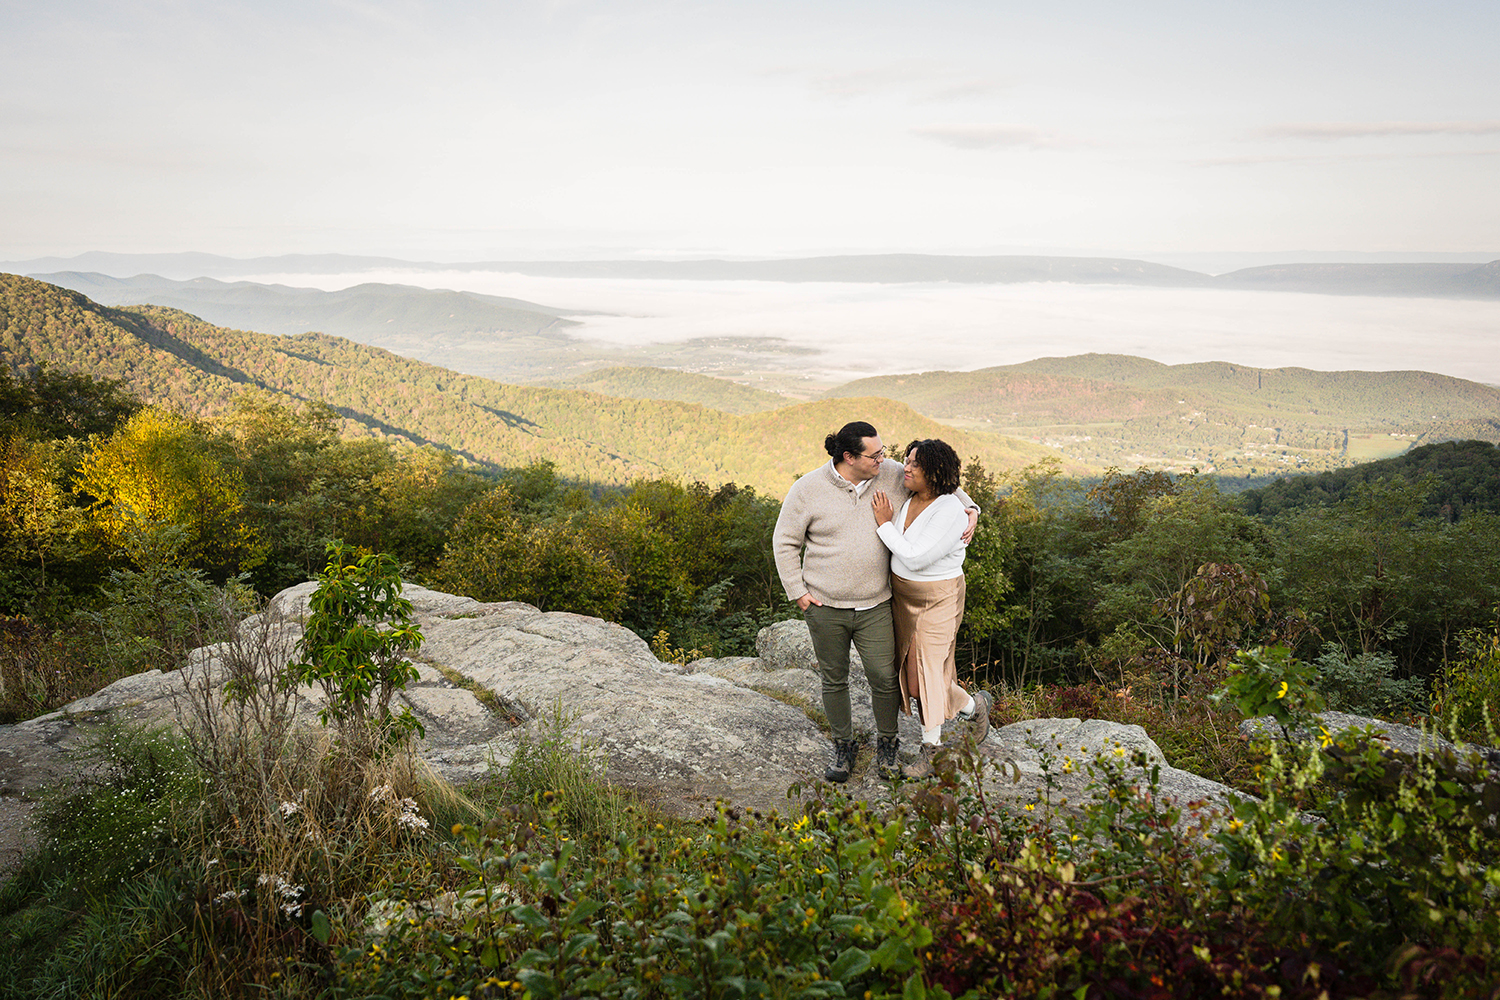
[76,406,261,578]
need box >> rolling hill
[30,271,588,382]
[0,273,1055,497]
[824,355,1500,479]
[1214,260,1500,298]
[543,366,791,414]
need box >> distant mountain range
[26,272,587,381]
[7,251,1499,298]
[0,274,1053,496]
[5,271,1498,485]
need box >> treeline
[961,458,1500,710]
[1240,438,1500,520]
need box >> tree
[75,406,260,578]
[431,486,628,620]
[0,363,140,440]
[1091,478,1270,641]
[1275,476,1430,660]
[0,435,74,598]
[954,458,1016,666]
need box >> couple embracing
[772,421,992,782]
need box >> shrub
[284,539,425,748]
[339,732,938,1000]
[1311,642,1428,718]
[1434,612,1500,742]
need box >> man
[772,421,978,782]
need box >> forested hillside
[543,365,789,414]
[828,353,1500,480]
[1240,438,1500,519]
[0,274,1053,497]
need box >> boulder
[1240,710,1500,773]
[0,590,1249,874]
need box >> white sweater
[875,493,968,581]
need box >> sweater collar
[824,460,870,494]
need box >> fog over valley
[235,269,1500,390]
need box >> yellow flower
[1276,681,1289,699]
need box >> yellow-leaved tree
[76,406,261,577]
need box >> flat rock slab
[0,588,1255,874]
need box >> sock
[958,694,976,718]
[922,727,942,745]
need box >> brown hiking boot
[902,742,941,779]
[961,691,993,744]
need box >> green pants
[804,600,899,741]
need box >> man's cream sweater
[773,459,974,608]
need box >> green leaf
[828,946,871,981]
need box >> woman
[871,439,992,778]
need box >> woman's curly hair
[904,438,961,495]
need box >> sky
[4,1,1500,262]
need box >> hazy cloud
[256,269,1500,389]
[808,61,946,99]
[1259,120,1500,140]
[916,77,1011,103]
[911,124,1060,150]
[1198,147,1500,167]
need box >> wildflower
[279,800,301,817]
[1276,680,1289,699]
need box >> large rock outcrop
[0,584,1249,872]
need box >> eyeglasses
[859,449,886,462]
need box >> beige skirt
[891,573,967,726]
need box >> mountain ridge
[0,274,1056,496]
[9,252,1499,299]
